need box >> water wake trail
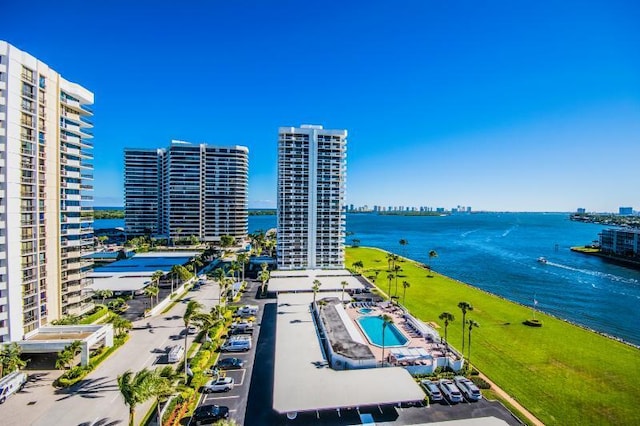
[546,261,639,285]
[501,225,518,237]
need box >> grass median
[347,246,640,425]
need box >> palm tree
[55,350,73,370]
[439,312,455,367]
[386,273,394,298]
[170,264,181,294]
[380,314,393,367]
[393,265,401,295]
[340,280,348,304]
[56,340,82,370]
[312,279,322,305]
[183,300,202,380]
[399,239,408,258]
[95,289,113,306]
[249,230,266,255]
[0,343,27,376]
[211,267,226,284]
[458,301,474,354]
[144,285,159,309]
[237,252,249,283]
[264,233,276,257]
[190,256,204,276]
[258,269,270,296]
[466,319,480,366]
[386,252,395,271]
[351,238,360,247]
[428,250,438,276]
[117,368,155,426]
[110,316,133,338]
[402,281,410,305]
[150,369,173,425]
[229,261,240,284]
[211,267,227,308]
[352,260,364,274]
[151,269,164,287]
[192,311,220,343]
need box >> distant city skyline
[4,1,639,212]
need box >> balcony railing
[21,72,35,84]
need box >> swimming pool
[356,315,408,347]
[358,308,374,314]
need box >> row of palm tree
[438,302,480,368]
[248,229,276,257]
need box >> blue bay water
[95,213,640,346]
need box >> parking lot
[192,280,522,426]
[191,280,268,425]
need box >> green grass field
[346,246,640,425]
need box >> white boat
[537,257,547,264]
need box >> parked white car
[454,376,482,401]
[202,377,235,393]
[438,379,463,403]
[236,305,258,317]
[230,320,254,334]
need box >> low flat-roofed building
[87,251,200,294]
[273,292,424,417]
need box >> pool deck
[344,302,458,365]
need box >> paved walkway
[476,370,544,426]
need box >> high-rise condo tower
[0,41,95,342]
[124,141,249,243]
[277,125,347,270]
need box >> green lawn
[347,246,640,425]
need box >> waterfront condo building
[124,141,249,242]
[277,125,347,269]
[0,41,95,342]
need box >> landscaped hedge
[54,335,129,388]
[79,305,109,324]
[471,376,491,389]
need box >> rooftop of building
[87,251,199,292]
[273,292,424,415]
[268,269,365,293]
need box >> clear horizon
[4,0,639,212]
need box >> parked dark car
[192,404,229,425]
[216,357,245,370]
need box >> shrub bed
[54,335,129,388]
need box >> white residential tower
[277,125,347,270]
[0,41,95,342]
[124,141,249,242]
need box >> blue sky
[4,0,639,211]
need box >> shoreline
[571,246,640,270]
[363,245,640,350]
[347,245,640,425]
